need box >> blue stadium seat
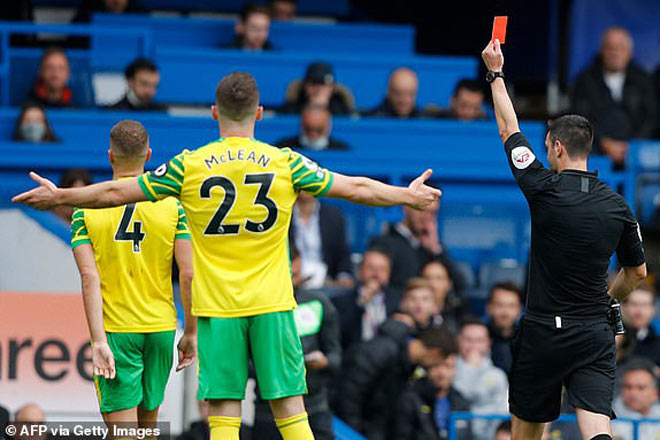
[478,260,527,290]
[92,13,415,54]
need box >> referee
[481,40,647,440]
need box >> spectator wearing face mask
[276,105,350,151]
[12,103,58,143]
[227,4,274,51]
[28,47,73,108]
[281,62,356,115]
[110,58,165,111]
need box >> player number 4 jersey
[71,196,190,332]
[137,137,334,318]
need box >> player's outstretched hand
[176,332,197,372]
[92,341,116,380]
[407,169,442,210]
[11,172,61,210]
[482,39,504,72]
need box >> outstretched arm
[12,172,146,210]
[482,39,520,143]
[325,169,441,211]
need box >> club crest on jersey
[511,146,535,170]
[153,163,168,177]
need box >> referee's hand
[482,39,504,72]
[406,169,442,211]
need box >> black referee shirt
[505,132,645,318]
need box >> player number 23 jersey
[137,137,334,318]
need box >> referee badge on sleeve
[511,146,536,170]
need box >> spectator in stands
[338,323,454,440]
[276,105,350,151]
[281,62,356,115]
[270,0,296,20]
[485,281,521,375]
[178,400,210,440]
[571,27,658,167]
[370,200,463,293]
[110,58,165,111]
[623,285,660,366]
[72,0,137,22]
[453,318,508,440]
[228,4,274,51]
[289,190,353,289]
[493,421,511,440]
[612,358,660,440]
[14,403,46,440]
[332,246,399,350]
[53,169,92,224]
[399,277,440,332]
[422,259,465,333]
[12,103,58,143]
[426,79,487,121]
[28,47,73,108]
[364,67,421,118]
[395,331,471,440]
[253,247,341,440]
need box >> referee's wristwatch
[486,70,505,83]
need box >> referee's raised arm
[482,39,519,143]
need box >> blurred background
[0,1,659,439]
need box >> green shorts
[94,331,175,413]
[197,311,306,401]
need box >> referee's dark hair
[487,280,522,304]
[547,114,594,159]
[418,325,458,356]
[215,72,260,122]
[124,58,158,80]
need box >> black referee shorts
[509,314,616,423]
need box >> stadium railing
[448,412,660,440]
[92,13,415,54]
[0,22,154,106]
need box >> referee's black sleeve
[504,132,554,199]
[616,205,645,267]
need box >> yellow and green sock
[275,412,314,440]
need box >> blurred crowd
[2,1,660,440]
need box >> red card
[492,16,508,44]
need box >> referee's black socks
[590,435,612,440]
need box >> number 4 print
[115,203,146,252]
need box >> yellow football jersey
[71,197,191,332]
[137,137,334,318]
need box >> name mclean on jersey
[204,149,271,170]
